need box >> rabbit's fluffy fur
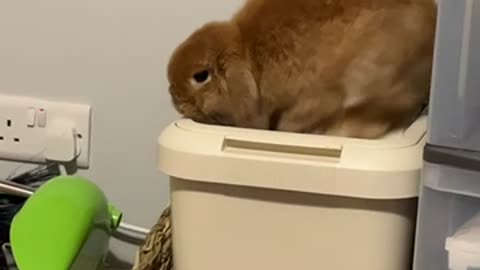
[167,0,436,138]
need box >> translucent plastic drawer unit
[427,0,480,151]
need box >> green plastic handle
[10,175,122,270]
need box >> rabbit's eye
[193,70,210,83]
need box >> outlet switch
[26,108,36,127]
[37,108,47,128]
[0,94,91,168]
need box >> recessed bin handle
[222,136,343,160]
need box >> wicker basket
[132,206,173,270]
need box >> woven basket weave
[132,205,173,270]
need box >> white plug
[43,121,81,163]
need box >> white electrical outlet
[0,94,91,168]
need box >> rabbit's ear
[225,62,258,100]
[224,61,267,128]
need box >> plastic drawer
[413,145,480,270]
[427,0,480,151]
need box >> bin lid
[158,116,427,199]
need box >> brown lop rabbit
[167,0,437,139]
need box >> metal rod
[0,180,34,198]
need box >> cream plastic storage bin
[158,116,427,270]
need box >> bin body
[158,116,427,270]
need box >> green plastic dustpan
[9,175,122,270]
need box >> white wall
[0,0,243,264]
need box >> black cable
[8,163,61,187]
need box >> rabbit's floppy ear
[224,61,267,128]
[225,61,258,100]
